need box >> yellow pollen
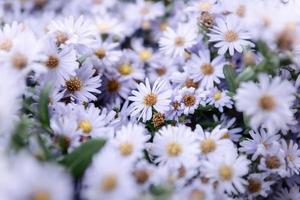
[213,91,222,101]
[259,95,276,111]
[266,155,281,169]
[144,93,157,106]
[189,189,206,200]
[174,36,185,47]
[139,50,152,61]
[65,77,82,92]
[107,79,120,92]
[101,175,117,192]
[199,2,212,11]
[56,31,68,45]
[12,52,28,69]
[79,120,92,134]
[221,132,230,139]
[200,138,216,154]
[0,38,12,51]
[45,55,59,69]
[236,5,246,17]
[159,22,169,31]
[166,142,182,157]
[31,191,50,200]
[201,63,214,75]
[118,63,132,75]
[119,142,134,156]
[248,179,262,193]
[224,30,239,42]
[98,23,111,33]
[219,165,233,181]
[185,79,198,88]
[183,94,196,107]
[95,48,106,59]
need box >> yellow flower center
[95,48,106,59]
[31,191,50,200]
[189,189,206,200]
[66,77,82,92]
[139,50,152,62]
[221,132,230,139]
[200,138,216,154]
[259,95,276,111]
[98,23,111,33]
[201,63,214,75]
[185,79,198,88]
[118,64,132,75]
[199,2,212,11]
[236,5,246,17]
[79,120,92,134]
[166,142,182,157]
[133,169,150,184]
[101,175,117,192]
[107,79,120,92]
[144,93,157,106]
[224,30,239,42]
[119,142,134,156]
[219,164,233,181]
[56,31,68,45]
[174,36,185,47]
[11,52,28,69]
[213,91,222,101]
[0,38,12,51]
[45,55,59,69]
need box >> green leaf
[59,139,106,179]
[11,116,29,150]
[236,67,255,83]
[223,65,237,92]
[38,83,51,129]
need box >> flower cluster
[0,0,299,200]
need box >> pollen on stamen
[224,30,239,42]
[66,77,82,93]
[144,93,157,106]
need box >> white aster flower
[159,23,198,58]
[235,74,296,134]
[208,16,254,55]
[108,123,150,163]
[201,151,250,194]
[186,49,226,89]
[149,125,199,169]
[64,65,101,103]
[207,88,233,112]
[274,186,300,200]
[246,173,273,198]
[128,78,172,122]
[281,139,300,176]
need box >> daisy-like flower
[206,88,233,112]
[149,125,199,169]
[6,154,73,200]
[87,36,122,71]
[39,38,78,86]
[186,49,226,89]
[108,123,150,162]
[195,125,235,158]
[63,64,101,103]
[0,21,24,52]
[246,173,273,198]
[239,129,281,160]
[208,16,254,55]
[47,15,96,47]
[201,150,250,194]
[281,139,300,175]
[235,74,296,134]
[159,23,198,57]
[258,142,287,177]
[75,104,116,140]
[274,186,300,200]
[175,87,206,115]
[82,151,137,200]
[128,78,172,122]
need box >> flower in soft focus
[159,23,198,57]
[235,74,296,133]
[208,16,254,55]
